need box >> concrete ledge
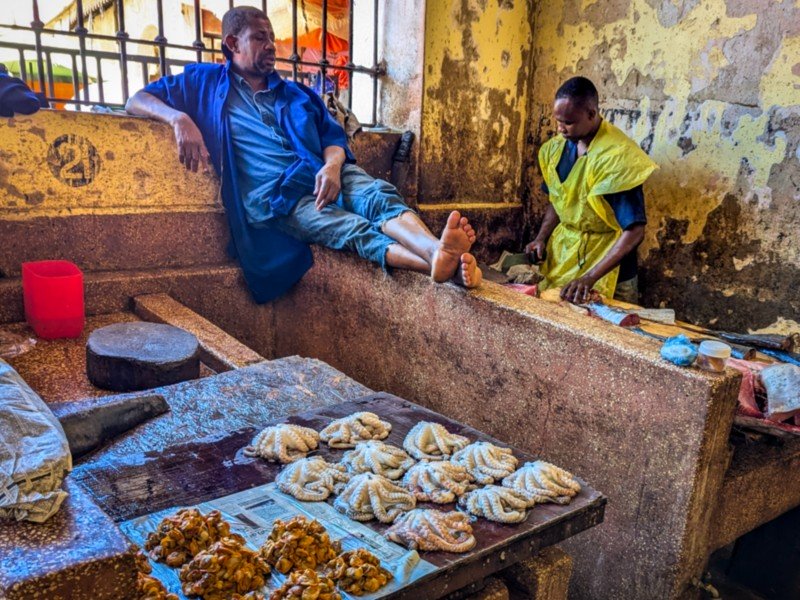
[134,293,265,372]
[500,547,572,600]
[0,211,230,277]
[710,438,800,550]
[0,478,137,600]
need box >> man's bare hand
[314,162,342,210]
[561,275,598,304]
[172,113,209,173]
[524,239,547,262]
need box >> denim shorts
[270,164,413,269]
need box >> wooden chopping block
[86,322,200,392]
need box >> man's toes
[445,210,462,230]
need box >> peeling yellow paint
[421,0,532,201]
[760,34,800,108]
[0,110,220,220]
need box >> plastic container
[696,340,732,373]
[22,260,85,340]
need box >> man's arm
[525,203,560,261]
[560,224,645,303]
[126,90,209,173]
[314,145,346,211]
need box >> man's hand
[524,239,547,263]
[314,162,342,210]
[561,274,598,304]
[172,113,209,173]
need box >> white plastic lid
[699,340,732,359]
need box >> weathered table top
[74,392,606,599]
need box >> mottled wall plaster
[420,0,533,203]
[525,0,800,333]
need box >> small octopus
[451,441,518,485]
[276,456,351,501]
[342,441,415,480]
[402,421,470,461]
[385,508,476,553]
[502,460,581,505]
[458,485,531,524]
[243,424,319,463]
[319,412,392,448]
[402,460,474,503]
[334,472,416,523]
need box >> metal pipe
[372,0,379,125]
[17,48,27,83]
[44,51,55,98]
[75,0,90,103]
[346,0,354,109]
[96,56,104,103]
[31,0,46,98]
[319,0,328,88]
[155,0,167,77]
[192,0,204,63]
[115,0,130,101]
[70,53,81,110]
[290,0,298,81]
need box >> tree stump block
[86,322,200,392]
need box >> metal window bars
[0,0,384,126]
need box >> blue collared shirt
[142,61,355,303]
[226,70,317,223]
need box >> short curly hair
[555,76,599,109]
[221,6,268,60]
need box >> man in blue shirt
[125,6,481,303]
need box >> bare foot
[457,253,482,288]
[431,211,474,283]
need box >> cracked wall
[420,0,533,203]
[526,0,800,333]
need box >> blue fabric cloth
[271,164,411,268]
[226,70,317,222]
[0,72,42,117]
[541,138,646,281]
[142,62,355,303]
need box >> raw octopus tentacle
[320,412,392,449]
[342,441,415,480]
[333,473,416,523]
[458,485,530,523]
[403,422,470,461]
[276,456,351,501]
[385,509,476,553]
[451,441,519,485]
[502,461,581,505]
[402,461,474,503]
[243,424,320,463]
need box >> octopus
[402,460,474,503]
[458,485,530,524]
[333,472,416,523]
[323,549,393,596]
[261,516,341,574]
[243,424,319,463]
[275,456,351,501]
[269,569,341,600]
[179,537,270,600]
[144,508,241,567]
[319,412,392,448]
[341,441,415,480]
[402,422,470,461]
[502,461,581,505]
[451,441,518,485]
[385,509,476,553]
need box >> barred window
[0,1,384,125]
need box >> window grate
[0,0,384,126]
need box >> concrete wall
[420,0,533,203]
[525,0,800,334]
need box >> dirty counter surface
[74,393,606,599]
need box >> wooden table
[74,393,606,599]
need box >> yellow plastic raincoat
[538,119,658,298]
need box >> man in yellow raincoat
[525,77,657,304]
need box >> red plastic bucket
[22,260,85,339]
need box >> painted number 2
[47,134,100,187]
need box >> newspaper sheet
[121,482,437,599]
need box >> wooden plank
[73,393,605,599]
